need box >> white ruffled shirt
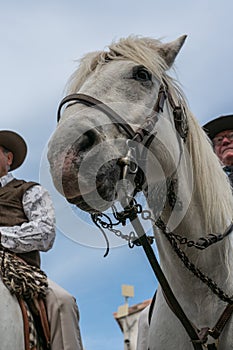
[0,173,56,253]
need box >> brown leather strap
[129,215,203,350]
[57,93,135,138]
[18,296,50,350]
[132,84,167,144]
[209,303,233,339]
[57,85,169,144]
[18,298,30,350]
[34,297,50,347]
[195,304,233,350]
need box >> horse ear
[158,35,187,68]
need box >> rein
[57,84,233,349]
[92,201,233,349]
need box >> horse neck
[144,140,233,294]
[147,104,233,236]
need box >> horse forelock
[66,36,173,94]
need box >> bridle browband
[57,83,233,350]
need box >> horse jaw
[48,34,187,213]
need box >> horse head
[48,35,191,215]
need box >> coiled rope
[0,250,48,300]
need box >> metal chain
[92,200,233,304]
[152,217,233,304]
[92,201,154,249]
[141,209,233,250]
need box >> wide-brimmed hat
[0,130,27,171]
[203,114,233,140]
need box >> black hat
[0,130,27,171]
[203,114,233,140]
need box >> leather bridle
[57,92,135,139]
[56,84,232,350]
[57,82,188,193]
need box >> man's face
[0,146,13,177]
[213,130,233,166]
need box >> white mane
[186,112,233,232]
[66,35,233,233]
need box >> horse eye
[132,66,152,82]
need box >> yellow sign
[122,284,134,298]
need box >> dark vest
[0,178,41,268]
[223,166,233,188]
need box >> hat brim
[0,130,27,171]
[203,115,233,140]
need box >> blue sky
[1,1,233,349]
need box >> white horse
[48,35,233,349]
[0,264,43,350]
[0,281,24,349]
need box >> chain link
[92,200,153,249]
[92,199,233,304]
[151,217,233,304]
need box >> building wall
[114,299,151,350]
[120,311,141,350]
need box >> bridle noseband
[57,93,136,139]
[57,83,188,143]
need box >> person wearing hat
[203,114,233,185]
[0,130,83,350]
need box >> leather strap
[209,303,233,339]
[18,298,31,350]
[18,296,51,350]
[34,297,50,348]
[57,93,135,138]
[148,290,157,325]
[129,214,203,350]
[57,85,169,145]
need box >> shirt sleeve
[0,184,56,253]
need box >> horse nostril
[78,130,98,152]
